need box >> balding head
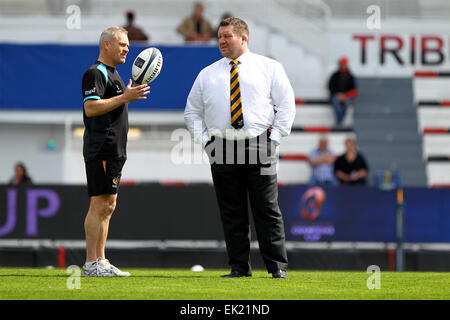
[99,26,128,50]
[98,26,129,67]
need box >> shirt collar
[97,60,115,72]
[226,49,251,65]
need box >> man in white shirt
[184,17,295,278]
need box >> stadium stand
[414,71,450,187]
[355,78,427,186]
[277,100,355,184]
[3,1,447,187]
[0,0,328,98]
[2,0,450,274]
[0,0,332,185]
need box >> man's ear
[103,40,110,51]
[242,34,249,44]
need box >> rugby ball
[132,47,163,85]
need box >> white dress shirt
[184,50,296,147]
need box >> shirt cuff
[201,132,211,148]
[83,95,101,102]
[270,128,282,145]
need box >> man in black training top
[81,26,150,277]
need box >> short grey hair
[99,26,128,49]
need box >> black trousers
[208,132,288,273]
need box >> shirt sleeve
[308,150,317,160]
[357,153,369,171]
[334,155,343,173]
[184,71,210,147]
[177,17,193,39]
[344,75,358,99]
[270,61,296,145]
[328,72,338,95]
[82,69,106,103]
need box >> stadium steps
[354,77,427,186]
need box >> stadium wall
[1,184,449,270]
[4,18,450,111]
[0,44,222,111]
[1,184,449,242]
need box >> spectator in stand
[334,138,368,185]
[9,162,32,185]
[308,136,338,186]
[123,11,149,42]
[177,2,215,43]
[328,57,358,127]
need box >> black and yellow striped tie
[230,59,244,129]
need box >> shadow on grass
[0,274,69,278]
[0,274,273,281]
[0,274,214,279]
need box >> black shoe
[221,270,252,278]
[272,270,288,279]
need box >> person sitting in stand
[328,57,358,127]
[308,136,338,186]
[9,162,33,185]
[123,11,149,42]
[334,138,368,185]
[176,2,215,43]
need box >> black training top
[82,61,129,161]
[334,153,369,185]
[328,70,356,96]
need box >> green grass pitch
[0,268,448,300]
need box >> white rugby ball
[132,47,163,85]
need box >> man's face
[319,139,328,151]
[193,3,203,19]
[105,31,129,66]
[345,139,355,151]
[15,165,24,178]
[339,61,348,71]
[218,25,247,59]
